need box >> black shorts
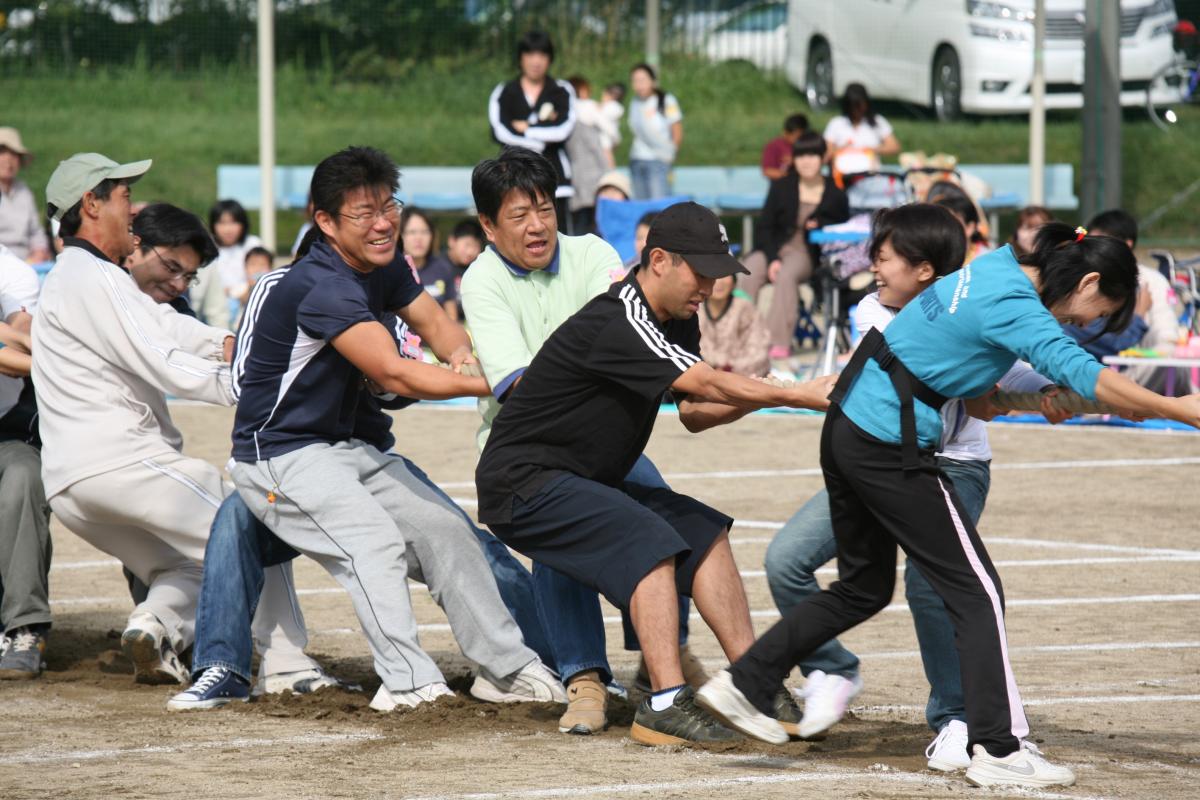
[489,473,733,610]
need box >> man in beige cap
[32,153,324,689]
[0,128,50,263]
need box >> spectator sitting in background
[208,199,261,323]
[740,132,850,371]
[761,114,809,180]
[0,128,51,264]
[1010,205,1054,256]
[402,207,459,320]
[699,275,770,377]
[446,218,485,295]
[619,210,660,276]
[823,83,901,185]
[1063,209,1188,394]
[595,171,631,203]
[928,184,990,263]
[565,76,612,234]
[232,246,274,329]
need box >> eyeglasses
[152,246,201,287]
[338,200,404,229]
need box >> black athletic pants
[729,406,1029,757]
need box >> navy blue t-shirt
[231,241,424,462]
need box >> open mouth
[526,239,548,257]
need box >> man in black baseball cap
[475,200,836,746]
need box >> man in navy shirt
[477,203,834,745]
[230,147,564,711]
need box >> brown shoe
[635,645,711,693]
[558,671,607,735]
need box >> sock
[650,684,685,711]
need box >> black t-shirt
[475,270,702,524]
[417,254,458,306]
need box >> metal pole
[645,0,660,70]
[257,0,276,252]
[1029,0,1046,205]
[1081,0,1122,221]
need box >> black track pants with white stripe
[729,406,1029,757]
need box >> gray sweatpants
[0,441,52,633]
[233,439,535,693]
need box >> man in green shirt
[461,148,706,736]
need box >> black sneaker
[631,686,741,746]
[773,687,801,739]
[0,626,47,679]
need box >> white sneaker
[253,667,362,697]
[470,658,568,703]
[965,742,1076,788]
[798,671,863,738]
[695,670,789,745]
[800,669,826,699]
[926,719,971,771]
[369,682,455,711]
[121,613,189,685]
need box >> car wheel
[806,39,834,111]
[931,46,962,122]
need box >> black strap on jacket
[829,328,949,471]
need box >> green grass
[6,56,1198,246]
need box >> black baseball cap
[642,201,749,278]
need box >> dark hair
[631,62,668,113]
[929,187,979,226]
[516,29,555,66]
[208,199,251,245]
[636,210,660,228]
[604,82,626,103]
[471,147,558,223]
[783,113,809,134]
[869,203,967,278]
[450,218,484,243]
[132,203,219,266]
[1018,222,1138,335]
[311,145,399,220]
[1087,208,1138,248]
[566,75,590,97]
[244,245,274,265]
[791,131,827,159]
[400,206,438,259]
[841,82,876,126]
[51,178,121,237]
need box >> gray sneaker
[0,626,48,679]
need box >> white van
[785,0,1179,119]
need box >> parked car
[705,1,788,70]
[786,0,1180,119]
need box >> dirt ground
[1,404,1197,800]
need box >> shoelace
[10,629,39,653]
[925,725,954,758]
[1019,740,1049,762]
[190,668,227,694]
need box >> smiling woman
[125,203,219,311]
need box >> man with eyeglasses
[31,154,322,688]
[229,146,565,710]
[123,203,212,317]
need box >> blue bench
[959,163,1078,234]
[216,165,475,213]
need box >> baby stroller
[808,170,912,376]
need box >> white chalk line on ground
[856,694,1200,716]
[400,766,1115,800]
[0,731,384,766]
[434,454,1200,490]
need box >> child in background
[233,247,274,330]
[698,275,770,377]
[1009,206,1053,256]
[208,199,261,322]
[445,219,485,314]
[402,207,459,320]
[572,77,621,169]
[600,83,626,157]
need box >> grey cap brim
[110,159,153,183]
[686,251,750,279]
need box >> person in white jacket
[32,153,319,687]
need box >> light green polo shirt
[460,232,622,452]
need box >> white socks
[650,684,684,711]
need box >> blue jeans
[191,458,554,680]
[763,457,990,733]
[630,159,671,200]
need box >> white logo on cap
[717,223,729,246]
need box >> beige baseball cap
[46,152,152,221]
[0,128,30,163]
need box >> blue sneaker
[167,667,250,711]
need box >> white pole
[257,0,276,252]
[646,0,660,70]
[1029,0,1046,206]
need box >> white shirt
[629,93,683,163]
[0,245,38,417]
[823,114,894,175]
[214,235,262,294]
[855,292,1052,461]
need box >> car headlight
[966,1,1035,23]
[1150,18,1178,38]
[970,23,1032,42]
